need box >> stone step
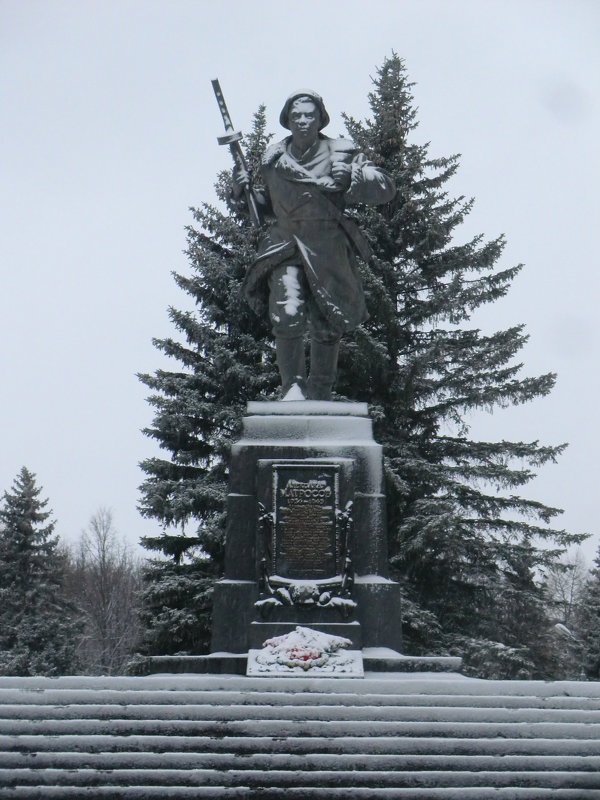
[2,734,600,756]
[1,767,600,789]
[0,734,600,757]
[0,687,598,709]
[1,751,600,772]
[1,673,599,696]
[1,790,600,799]
[1,716,598,739]
[1,702,598,724]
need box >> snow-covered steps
[0,673,599,798]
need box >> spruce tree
[139,56,585,673]
[0,467,79,676]
[137,106,275,654]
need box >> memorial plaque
[272,463,340,579]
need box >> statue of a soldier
[232,89,396,401]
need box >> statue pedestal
[211,401,402,655]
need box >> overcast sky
[1,0,599,565]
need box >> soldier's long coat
[242,134,396,335]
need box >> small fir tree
[138,56,585,673]
[0,467,79,676]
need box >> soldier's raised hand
[232,163,250,198]
[331,161,352,189]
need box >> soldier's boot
[276,336,307,400]
[306,338,340,401]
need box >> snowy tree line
[0,466,599,679]
[0,468,141,676]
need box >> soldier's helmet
[279,90,330,131]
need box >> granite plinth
[211,401,402,655]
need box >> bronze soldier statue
[232,89,395,401]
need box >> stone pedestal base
[211,401,402,657]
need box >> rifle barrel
[212,78,261,228]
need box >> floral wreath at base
[255,626,353,672]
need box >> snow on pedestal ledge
[246,400,369,416]
[247,625,364,678]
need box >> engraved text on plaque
[272,463,340,579]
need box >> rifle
[211,78,261,229]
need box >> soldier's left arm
[343,150,396,206]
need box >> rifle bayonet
[211,79,261,228]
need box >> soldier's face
[289,100,320,147]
